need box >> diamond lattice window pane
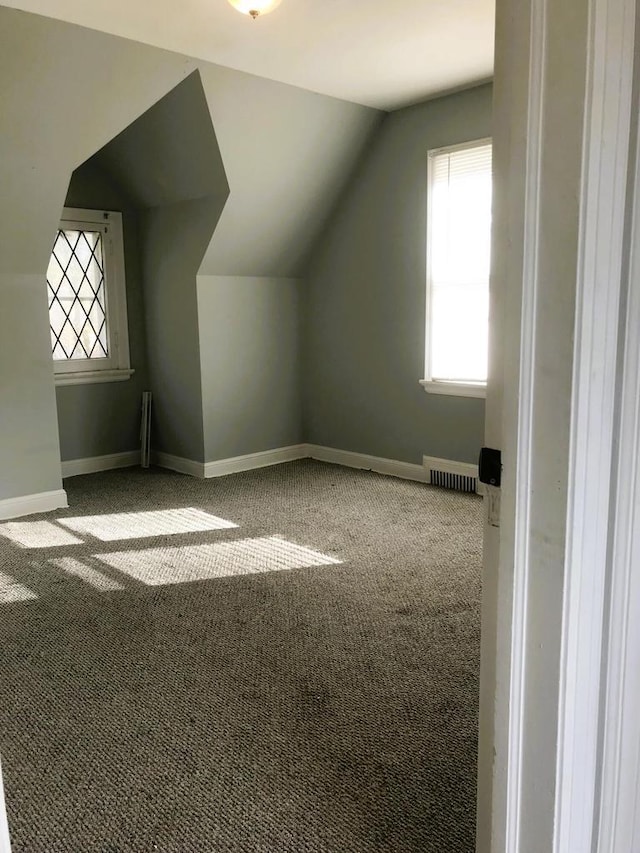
[47,229,109,360]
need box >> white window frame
[420,137,492,399]
[49,208,133,386]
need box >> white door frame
[553,0,636,847]
[594,44,640,850]
[0,758,11,853]
[479,0,639,849]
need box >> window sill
[54,368,135,387]
[419,379,486,399]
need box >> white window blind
[427,140,492,385]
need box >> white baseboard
[0,489,68,521]
[422,454,482,495]
[152,443,473,491]
[305,444,428,483]
[422,454,479,479]
[61,450,140,479]
[203,444,307,478]
[152,451,205,478]
[153,445,307,479]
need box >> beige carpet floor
[0,460,482,852]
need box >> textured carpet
[0,460,482,852]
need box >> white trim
[151,443,481,490]
[0,489,68,521]
[54,368,134,386]
[152,451,205,478]
[62,207,116,223]
[553,0,635,848]
[419,379,486,398]
[61,450,140,479]
[203,445,307,478]
[306,445,427,483]
[424,137,492,389]
[51,208,130,379]
[595,55,640,853]
[504,0,547,846]
[0,757,11,853]
[427,135,493,158]
[423,455,483,496]
[153,444,436,484]
[422,455,479,478]
[153,447,308,479]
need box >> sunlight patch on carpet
[0,572,37,604]
[58,508,238,542]
[95,536,342,586]
[0,521,83,549]
[50,557,125,591]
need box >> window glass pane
[428,142,492,383]
[430,284,488,382]
[431,172,492,284]
[47,228,109,360]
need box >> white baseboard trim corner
[305,444,428,483]
[153,445,306,479]
[152,451,205,478]
[0,488,68,521]
[203,444,307,478]
[52,442,478,497]
[61,450,140,479]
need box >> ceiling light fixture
[227,0,282,19]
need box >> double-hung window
[421,139,492,397]
[47,208,132,385]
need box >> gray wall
[0,7,194,502]
[0,273,63,500]
[96,73,229,463]
[303,84,492,465]
[56,161,149,462]
[197,64,383,277]
[197,276,302,460]
[0,6,382,500]
[96,73,229,211]
[141,198,223,462]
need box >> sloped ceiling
[0,0,494,110]
[0,7,381,278]
[95,72,229,211]
[196,62,382,276]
